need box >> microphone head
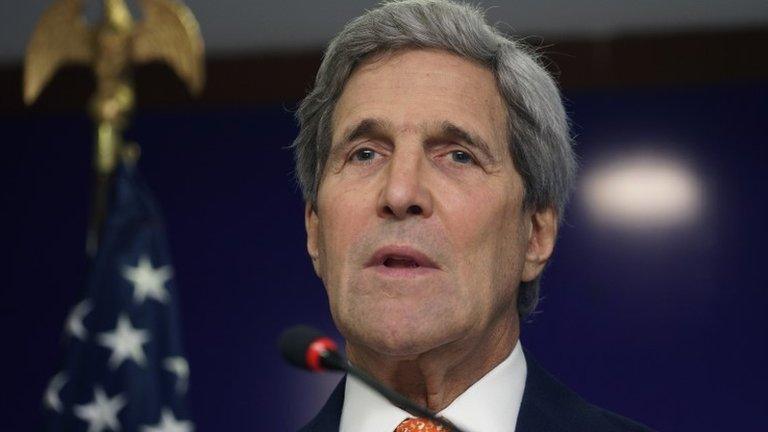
[279,325,341,372]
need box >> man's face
[306,49,553,358]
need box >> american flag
[43,160,193,432]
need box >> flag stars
[74,386,126,432]
[163,356,190,394]
[65,299,93,341]
[43,372,68,413]
[141,408,194,432]
[98,314,151,369]
[122,255,172,304]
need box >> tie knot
[395,417,451,432]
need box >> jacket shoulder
[519,349,655,432]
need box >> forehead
[331,48,508,148]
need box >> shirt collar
[339,341,527,432]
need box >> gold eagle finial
[24,0,205,106]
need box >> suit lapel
[515,349,567,432]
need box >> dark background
[2,15,768,432]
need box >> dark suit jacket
[298,350,653,432]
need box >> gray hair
[291,0,576,318]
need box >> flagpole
[87,0,136,256]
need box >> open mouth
[382,256,421,268]
[366,246,439,271]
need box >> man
[291,1,652,431]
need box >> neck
[345,315,519,412]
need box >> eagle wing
[132,0,205,95]
[24,0,93,105]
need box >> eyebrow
[434,121,498,165]
[329,118,392,163]
[338,118,393,147]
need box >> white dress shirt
[339,341,527,432]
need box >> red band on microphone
[306,337,338,372]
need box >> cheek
[442,182,518,258]
[488,200,530,304]
[316,185,372,280]
[442,182,526,305]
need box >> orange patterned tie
[394,417,451,432]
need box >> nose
[377,147,434,219]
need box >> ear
[521,207,558,282]
[305,202,322,276]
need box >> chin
[331,275,470,357]
[341,310,466,358]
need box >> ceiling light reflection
[582,153,703,229]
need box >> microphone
[279,325,346,372]
[279,325,467,432]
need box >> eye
[349,147,379,163]
[449,150,475,165]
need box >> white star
[122,255,172,304]
[97,314,150,369]
[65,299,93,341]
[43,372,68,413]
[163,357,190,394]
[74,386,126,432]
[141,408,194,432]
